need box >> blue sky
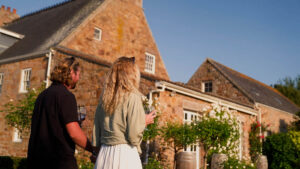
[1,0,300,85]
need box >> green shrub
[224,157,255,169]
[0,156,27,169]
[288,131,300,151]
[143,157,164,169]
[77,158,94,169]
[223,157,255,169]
[263,132,300,169]
[161,122,197,168]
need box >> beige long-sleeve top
[92,91,146,154]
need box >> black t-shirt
[27,82,78,169]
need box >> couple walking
[27,56,156,169]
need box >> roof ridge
[208,58,300,110]
[5,0,74,26]
[171,80,255,109]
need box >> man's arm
[66,122,94,153]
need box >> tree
[161,122,197,169]
[273,75,300,132]
[272,75,300,107]
[289,111,300,131]
[2,85,45,134]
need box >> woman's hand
[90,146,100,163]
[145,110,157,126]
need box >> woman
[92,57,156,169]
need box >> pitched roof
[167,80,255,109]
[206,58,300,114]
[0,0,103,61]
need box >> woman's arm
[126,94,146,153]
[92,103,102,147]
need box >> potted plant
[161,121,197,169]
[194,105,240,169]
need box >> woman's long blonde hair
[101,57,140,115]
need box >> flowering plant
[142,96,161,141]
[249,121,269,162]
[194,103,240,169]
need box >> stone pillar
[256,155,268,169]
[211,153,228,169]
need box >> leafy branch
[2,85,45,134]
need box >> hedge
[0,156,27,169]
[263,132,300,169]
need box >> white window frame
[184,110,200,124]
[94,27,102,41]
[12,128,22,143]
[201,82,205,92]
[19,68,31,93]
[144,52,155,74]
[183,110,200,169]
[0,73,3,94]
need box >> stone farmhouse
[0,0,298,168]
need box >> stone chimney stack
[0,5,19,27]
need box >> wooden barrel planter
[211,153,228,169]
[256,155,268,169]
[176,152,196,169]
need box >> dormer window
[202,81,212,92]
[144,52,155,74]
[94,27,102,41]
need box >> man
[27,57,96,169]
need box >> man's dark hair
[50,57,80,86]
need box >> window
[184,110,200,124]
[204,81,213,92]
[19,68,31,93]
[94,27,102,41]
[12,128,22,143]
[144,52,155,74]
[0,73,3,94]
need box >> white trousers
[94,144,142,169]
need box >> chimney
[0,5,19,26]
